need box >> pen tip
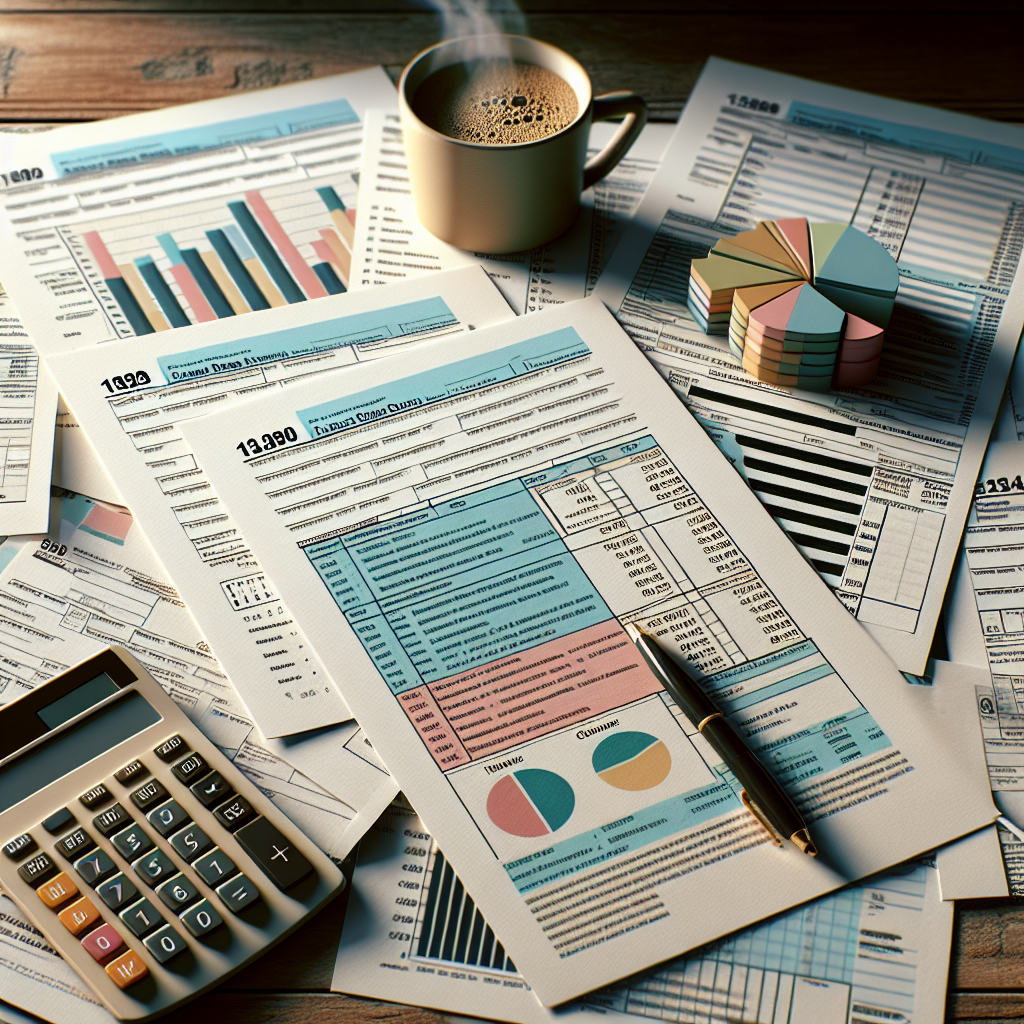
[791,830,817,857]
[624,622,643,642]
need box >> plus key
[234,817,312,890]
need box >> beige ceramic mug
[399,34,647,254]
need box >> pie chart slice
[815,224,900,297]
[592,731,672,791]
[486,769,575,837]
[688,253,800,334]
[711,222,804,276]
[809,222,848,274]
[768,218,813,278]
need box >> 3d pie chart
[486,768,575,838]
[687,219,898,390]
[592,731,672,791]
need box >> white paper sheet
[592,57,1024,676]
[335,801,953,1024]
[43,267,514,738]
[176,295,991,1003]
[0,488,397,862]
[352,112,672,313]
[52,396,122,506]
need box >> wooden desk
[0,1,1021,1019]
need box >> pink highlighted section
[82,504,132,543]
[487,775,549,837]
[168,264,217,322]
[403,620,663,769]
[245,190,328,300]
[82,231,121,280]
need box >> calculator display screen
[37,673,120,729]
[0,692,161,813]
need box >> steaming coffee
[412,59,579,145]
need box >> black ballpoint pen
[625,622,816,856]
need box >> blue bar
[316,185,346,213]
[156,232,185,267]
[181,248,235,318]
[105,277,155,336]
[228,200,305,304]
[313,261,346,295]
[136,256,190,328]
[207,229,270,311]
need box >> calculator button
[143,924,186,963]
[132,848,175,886]
[179,898,223,938]
[110,824,153,860]
[56,828,95,860]
[168,823,213,863]
[74,848,116,886]
[147,799,190,837]
[104,948,149,989]
[114,760,148,786]
[171,752,210,785]
[119,898,164,938]
[3,833,37,861]
[36,872,79,909]
[93,803,131,838]
[18,852,57,886]
[193,848,237,887]
[79,784,112,810]
[154,735,188,763]
[130,779,169,813]
[97,872,139,911]
[156,873,199,911]
[234,817,313,890]
[215,872,260,913]
[190,771,232,808]
[41,808,75,834]
[82,923,124,963]
[58,896,100,936]
[213,795,256,832]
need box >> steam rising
[427,0,529,58]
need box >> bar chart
[76,176,358,335]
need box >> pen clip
[741,790,783,848]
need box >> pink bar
[345,208,357,227]
[311,238,338,268]
[244,190,328,300]
[168,264,217,323]
[82,231,122,280]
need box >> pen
[625,622,817,857]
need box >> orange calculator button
[36,872,79,909]
[104,948,149,989]
[58,896,100,936]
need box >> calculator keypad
[82,923,124,962]
[113,760,148,786]
[119,898,164,938]
[104,949,149,989]
[193,848,236,887]
[190,771,231,808]
[58,896,100,936]
[93,803,131,838]
[18,852,56,886]
[143,924,186,963]
[79,784,111,810]
[74,848,116,886]
[57,828,95,860]
[179,899,223,938]
[168,823,213,863]
[41,807,75,834]
[3,833,37,860]
[36,872,79,909]
[130,779,169,813]
[97,872,139,912]
[155,873,199,912]
[235,817,312,891]
[171,753,209,785]
[110,824,154,860]
[153,735,187,763]
[147,800,189,837]
[216,872,260,913]
[213,796,256,832]
[133,849,175,885]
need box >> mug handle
[583,92,649,190]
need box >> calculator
[0,646,346,1021]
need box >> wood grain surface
[0,2,1022,1020]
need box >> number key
[168,823,213,863]
[81,923,124,963]
[93,803,131,838]
[171,753,210,785]
[143,924,187,963]
[74,848,116,886]
[216,872,260,913]
[56,828,95,860]
[213,795,256,832]
[132,848,175,885]
[97,872,139,912]
[130,779,169,813]
[190,771,232,808]
[58,896,100,936]
[119,897,164,937]
[156,873,199,911]
[147,799,190,837]
[110,824,153,860]
[154,734,188,763]
[193,848,237,887]
[179,898,223,938]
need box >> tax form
[176,296,991,1003]
[593,57,1024,675]
[0,489,397,862]
[44,268,515,738]
[352,111,672,313]
[336,801,952,1024]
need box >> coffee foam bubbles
[416,60,578,145]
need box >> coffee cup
[399,34,647,254]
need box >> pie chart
[687,218,898,390]
[592,731,672,791]
[486,769,575,838]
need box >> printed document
[352,112,672,313]
[335,801,952,1024]
[0,489,396,862]
[45,268,515,737]
[177,296,992,1002]
[593,57,1024,674]
[0,69,398,534]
